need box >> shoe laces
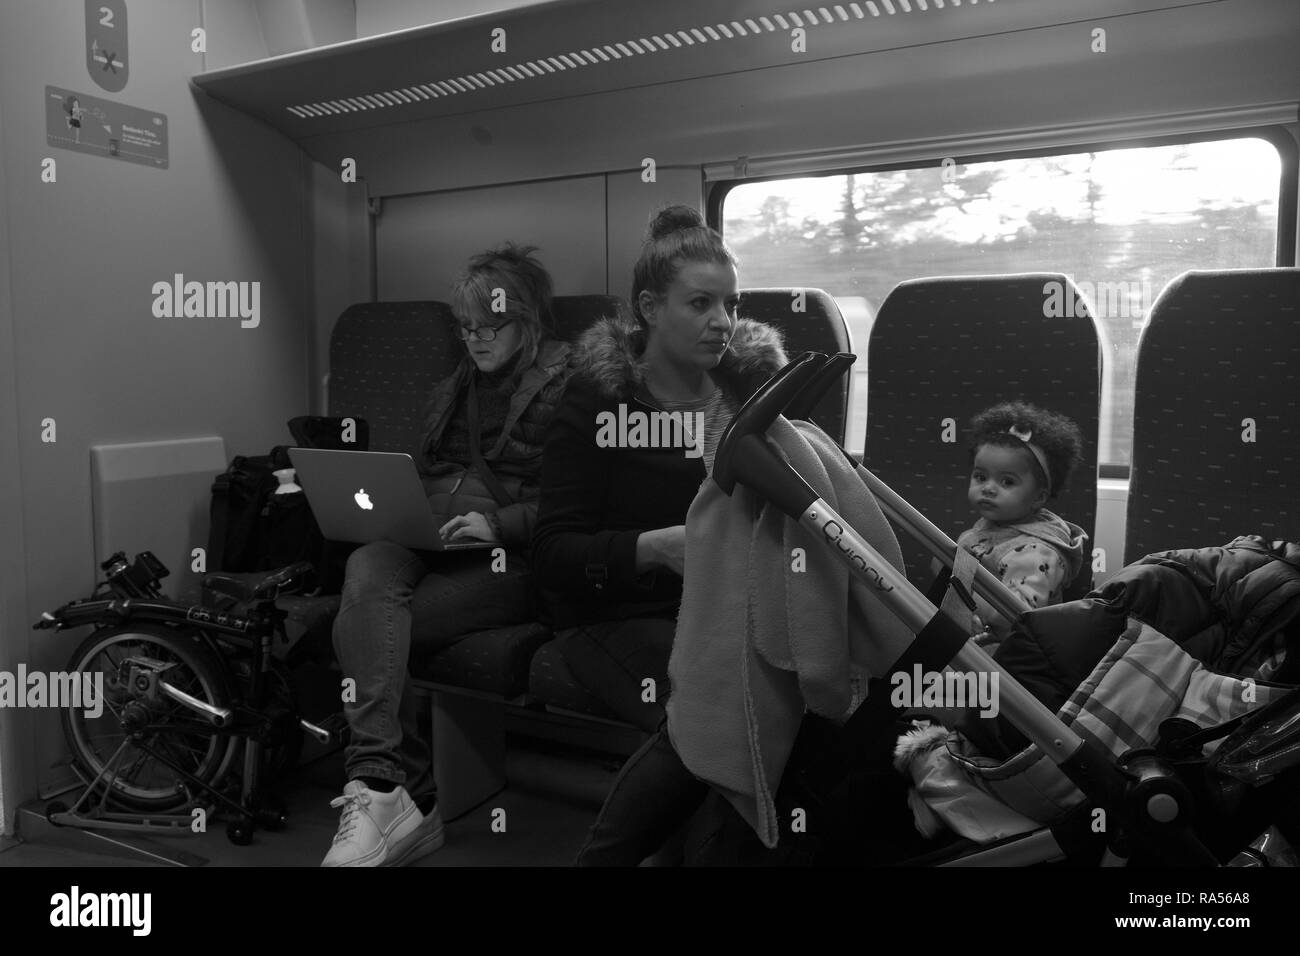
[329,787,372,845]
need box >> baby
[955,402,1088,640]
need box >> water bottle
[273,468,302,494]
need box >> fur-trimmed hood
[568,314,789,401]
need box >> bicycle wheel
[62,623,238,811]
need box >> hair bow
[1006,425,1051,495]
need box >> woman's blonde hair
[450,243,554,370]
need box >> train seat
[738,287,853,445]
[865,274,1102,599]
[1125,268,1300,563]
[327,301,463,455]
[527,641,622,718]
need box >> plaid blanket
[946,618,1293,822]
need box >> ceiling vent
[283,0,996,119]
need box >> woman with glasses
[323,244,570,867]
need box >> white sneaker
[387,802,445,867]
[321,781,444,867]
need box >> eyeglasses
[455,320,511,342]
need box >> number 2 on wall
[86,0,128,92]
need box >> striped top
[656,386,742,474]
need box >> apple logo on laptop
[354,488,374,510]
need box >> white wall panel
[376,177,606,300]
[604,168,702,301]
[0,0,311,809]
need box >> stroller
[698,352,1300,867]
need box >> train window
[719,135,1285,468]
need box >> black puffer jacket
[532,315,788,628]
[417,339,570,546]
[964,535,1300,759]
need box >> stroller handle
[714,351,825,498]
[782,351,856,423]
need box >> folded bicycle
[34,551,338,845]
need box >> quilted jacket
[416,338,570,546]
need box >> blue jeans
[331,540,534,803]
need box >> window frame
[708,126,1298,479]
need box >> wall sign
[46,86,168,169]
[85,0,128,92]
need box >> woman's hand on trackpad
[439,512,499,544]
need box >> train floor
[0,738,618,867]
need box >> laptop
[288,448,495,552]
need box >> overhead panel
[191,0,1218,144]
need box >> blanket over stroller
[908,536,1300,831]
[666,418,914,848]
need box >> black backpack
[207,417,368,594]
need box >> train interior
[0,0,1298,869]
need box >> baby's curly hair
[968,402,1084,499]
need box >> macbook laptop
[288,448,494,552]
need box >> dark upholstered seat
[527,641,623,718]
[1125,268,1300,564]
[739,288,852,445]
[411,621,554,697]
[551,294,628,340]
[328,301,461,454]
[865,274,1101,599]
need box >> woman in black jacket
[533,206,787,730]
[532,205,787,863]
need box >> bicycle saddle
[202,562,315,605]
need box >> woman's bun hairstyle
[647,205,707,241]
